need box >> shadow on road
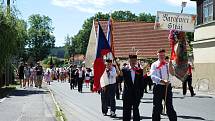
[112,115,152,120]
[141,100,153,103]
[173,96,184,99]
[9,89,49,97]
[81,91,93,94]
[173,91,180,94]
[142,97,153,100]
[115,106,123,110]
[193,95,213,99]
[178,115,206,120]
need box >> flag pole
[109,16,121,76]
[163,83,168,114]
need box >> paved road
[49,81,215,121]
[0,86,56,121]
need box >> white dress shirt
[130,68,135,84]
[78,69,83,78]
[100,66,117,88]
[150,60,171,85]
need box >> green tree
[111,11,137,21]
[0,4,29,86]
[186,32,194,54]
[27,14,55,62]
[136,12,155,22]
[0,5,28,71]
[94,12,109,20]
[15,19,28,61]
[71,18,93,54]
[42,56,64,67]
[64,34,72,59]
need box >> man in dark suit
[122,55,145,121]
[69,65,77,90]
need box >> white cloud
[51,0,140,13]
[74,5,105,13]
[166,0,196,7]
[116,0,140,4]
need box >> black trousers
[90,80,94,92]
[78,78,83,92]
[183,75,195,96]
[123,96,140,121]
[144,76,153,92]
[70,79,75,89]
[152,84,177,121]
[101,84,116,114]
[116,82,122,99]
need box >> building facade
[191,0,215,91]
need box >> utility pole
[5,0,11,86]
[181,2,187,13]
[6,0,10,15]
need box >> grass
[55,105,67,121]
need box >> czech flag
[93,21,112,91]
[106,17,114,60]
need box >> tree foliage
[186,32,194,54]
[42,56,64,68]
[111,11,137,21]
[27,14,55,62]
[50,47,65,58]
[0,5,28,73]
[136,13,156,22]
[64,34,72,59]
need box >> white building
[191,0,215,91]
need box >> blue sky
[15,0,196,47]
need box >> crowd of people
[16,48,195,121]
[17,62,43,88]
[17,61,94,92]
[96,48,195,121]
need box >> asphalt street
[49,81,215,121]
[0,86,56,121]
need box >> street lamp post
[181,2,187,13]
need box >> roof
[94,20,170,58]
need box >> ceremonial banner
[85,21,97,68]
[106,18,114,60]
[155,11,196,32]
[93,21,112,91]
[169,30,188,82]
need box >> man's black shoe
[191,93,196,97]
[110,111,116,117]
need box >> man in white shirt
[100,59,117,117]
[150,49,177,121]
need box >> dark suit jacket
[122,68,146,103]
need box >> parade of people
[11,18,202,121]
[1,0,215,121]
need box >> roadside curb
[47,86,64,121]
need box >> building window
[203,0,213,23]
